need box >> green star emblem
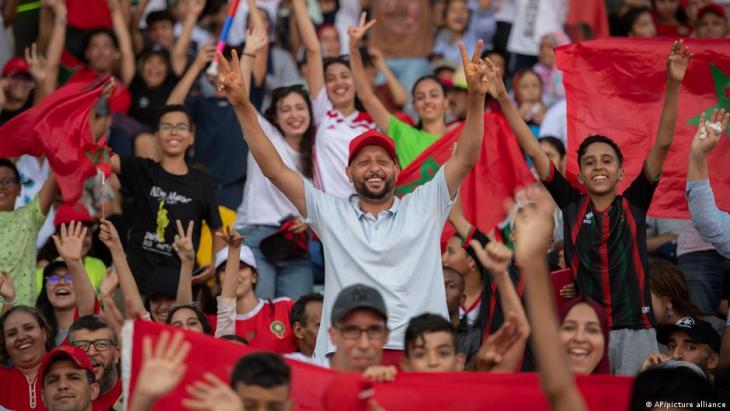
[689,64,730,135]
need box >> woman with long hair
[558,298,611,375]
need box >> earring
[666,305,674,317]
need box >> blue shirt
[687,179,730,259]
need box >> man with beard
[68,315,121,410]
[216,37,491,363]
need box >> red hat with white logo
[348,130,397,165]
[39,346,96,385]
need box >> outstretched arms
[292,0,324,99]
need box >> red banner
[395,113,536,236]
[556,38,730,217]
[122,320,633,410]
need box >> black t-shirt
[0,98,33,126]
[128,74,179,128]
[119,156,222,293]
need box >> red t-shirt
[67,0,112,30]
[93,379,122,411]
[67,68,131,115]
[234,298,297,354]
[0,366,47,411]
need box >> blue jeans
[239,225,313,300]
[678,250,726,313]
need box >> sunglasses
[46,273,72,284]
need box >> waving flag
[556,38,730,217]
[0,76,111,204]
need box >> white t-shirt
[538,98,567,147]
[494,0,516,23]
[235,113,306,229]
[228,0,282,46]
[507,0,567,56]
[312,88,374,198]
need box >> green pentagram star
[689,64,730,135]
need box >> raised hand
[99,219,123,252]
[215,226,243,249]
[173,220,196,265]
[513,186,555,263]
[640,352,670,372]
[134,331,191,400]
[194,45,216,68]
[368,47,385,68]
[43,0,67,18]
[482,57,507,99]
[52,222,88,263]
[691,109,730,157]
[190,0,205,17]
[99,267,119,298]
[217,50,250,107]
[362,365,397,383]
[25,43,47,81]
[667,39,692,84]
[243,27,268,54]
[471,240,513,275]
[476,313,521,371]
[0,272,15,303]
[458,39,489,96]
[182,373,244,411]
[348,12,376,49]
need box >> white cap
[214,246,257,270]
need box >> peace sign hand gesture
[216,51,249,108]
[173,220,195,265]
[459,40,490,96]
[348,12,376,50]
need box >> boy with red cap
[39,346,99,411]
[215,38,491,362]
[695,4,729,38]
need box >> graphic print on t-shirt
[142,186,193,256]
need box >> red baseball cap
[39,346,96,385]
[348,130,397,165]
[698,4,727,20]
[2,57,30,77]
[54,203,94,228]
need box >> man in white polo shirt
[216,40,491,361]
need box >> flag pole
[206,0,241,77]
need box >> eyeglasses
[158,122,191,134]
[337,324,387,340]
[71,339,116,352]
[46,273,72,284]
[0,178,19,187]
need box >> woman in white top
[292,0,374,199]
[234,28,315,300]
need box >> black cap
[657,316,721,353]
[138,44,171,63]
[331,284,388,325]
[43,258,68,279]
[144,267,179,299]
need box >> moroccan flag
[0,76,111,204]
[556,38,730,217]
[396,112,536,236]
[122,319,632,410]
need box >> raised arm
[40,0,66,93]
[292,0,324,99]
[25,44,50,102]
[53,222,97,316]
[646,40,691,179]
[347,15,391,132]
[108,0,135,85]
[171,0,205,76]
[516,187,587,411]
[99,219,149,319]
[217,51,307,216]
[130,0,149,54]
[172,220,195,304]
[214,227,242,338]
[448,194,473,240]
[37,172,57,215]
[488,60,551,178]
[245,0,269,88]
[239,28,269,93]
[167,45,216,104]
[369,46,408,108]
[443,41,487,197]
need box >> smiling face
[274,92,311,138]
[346,145,399,204]
[156,110,194,158]
[3,310,48,369]
[559,303,605,375]
[578,141,624,197]
[147,20,175,49]
[85,32,119,73]
[42,359,99,411]
[318,26,341,58]
[170,307,205,334]
[696,12,729,38]
[0,165,21,211]
[445,0,470,34]
[149,295,175,323]
[5,73,35,102]
[630,11,657,37]
[46,266,76,311]
[324,62,355,110]
[68,328,119,392]
[218,263,257,299]
[141,54,169,88]
[413,78,448,124]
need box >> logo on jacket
[270,321,286,339]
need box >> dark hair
[442,266,465,292]
[619,6,653,37]
[443,0,471,34]
[651,0,688,25]
[289,293,324,328]
[323,56,365,112]
[220,334,248,344]
[165,304,213,335]
[0,158,20,183]
[577,134,623,168]
[83,29,120,54]
[264,86,316,178]
[512,68,543,105]
[1,306,54,363]
[36,262,69,344]
[145,10,176,28]
[359,46,374,68]
[156,104,195,132]
[404,313,456,357]
[230,352,291,389]
[69,315,117,345]
[630,366,712,411]
[538,136,566,159]
[649,259,705,319]
[412,75,448,129]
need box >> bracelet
[243,52,256,58]
[2,296,15,305]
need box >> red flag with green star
[395,112,536,236]
[556,38,730,217]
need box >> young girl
[512,68,546,136]
[432,0,496,67]
[533,32,570,108]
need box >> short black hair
[166,304,213,335]
[404,313,456,357]
[538,136,566,159]
[145,10,176,27]
[69,315,117,346]
[0,158,20,183]
[289,293,324,328]
[618,6,653,37]
[577,134,623,168]
[156,104,195,132]
[412,75,448,99]
[630,366,712,411]
[323,56,350,73]
[230,352,291,389]
[83,29,119,54]
[220,334,248,345]
[443,266,465,292]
